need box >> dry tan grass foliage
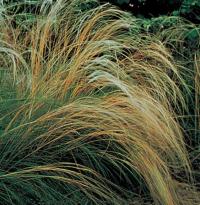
[0,1,199,204]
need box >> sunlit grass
[0,1,199,204]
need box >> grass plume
[0,1,199,204]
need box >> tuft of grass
[0,1,199,204]
[136,14,200,193]
[194,53,200,143]
[134,15,200,142]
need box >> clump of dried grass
[0,1,199,204]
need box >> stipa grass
[0,1,199,204]
[147,16,200,176]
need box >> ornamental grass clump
[151,16,200,153]
[0,1,199,204]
